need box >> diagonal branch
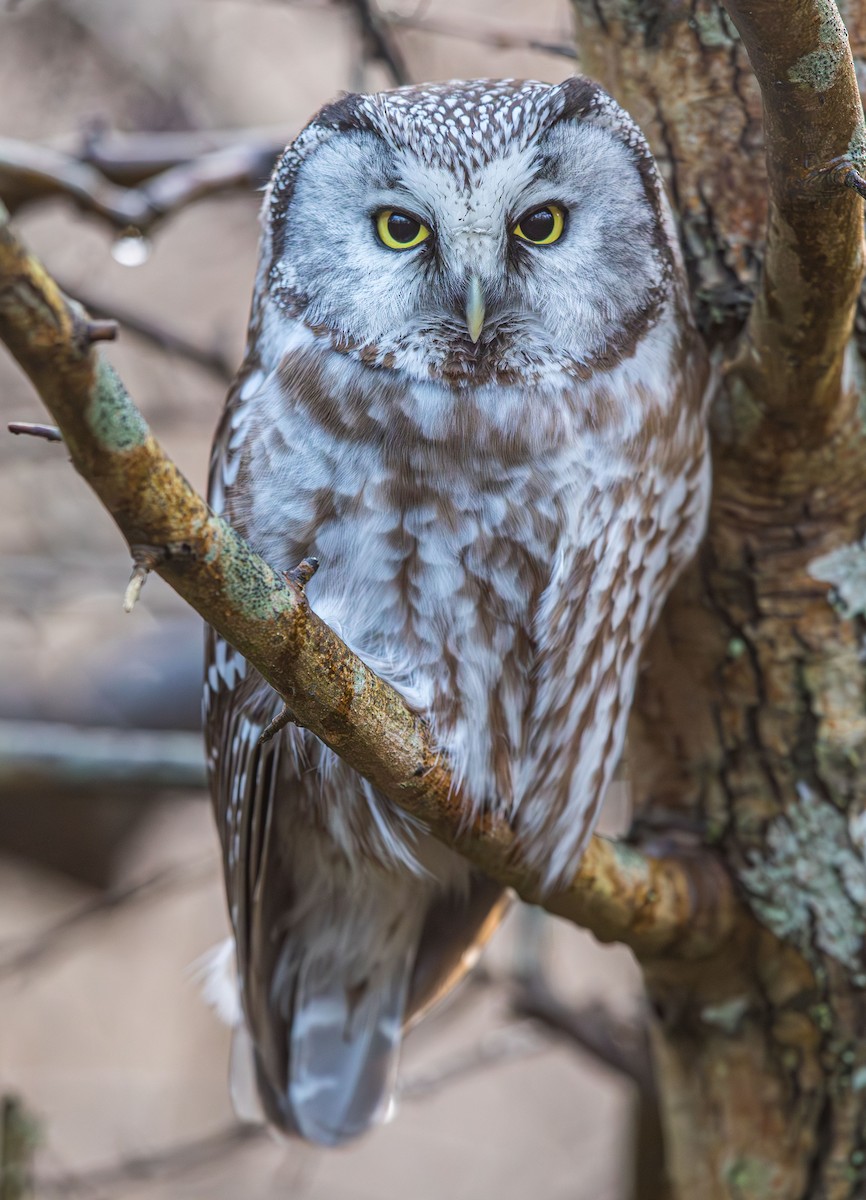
[721,0,866,429]
[377,9,577,60]
[0,203,741,961]
[53,279,235,382]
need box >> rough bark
[571,2,866,1196]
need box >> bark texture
[570,2,866,1195]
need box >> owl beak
[465,275,486,344]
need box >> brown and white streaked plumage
[203,77,710,1145]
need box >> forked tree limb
[0,202,741,960]
[721,0,866,426]
[0,136,281,233]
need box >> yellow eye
[513,203,566,246]
[376,209,431,250]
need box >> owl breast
[216,311,708,882]
[233,348,576,812]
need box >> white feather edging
[190,937,243,1028]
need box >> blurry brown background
[0,3,643,1196]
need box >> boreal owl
[202,76,710,1146]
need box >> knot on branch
[123,540,197,612]
[284,556,319,597]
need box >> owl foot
[259,702,301,745]
[284,556,320,593]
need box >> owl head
[256,78,676,386]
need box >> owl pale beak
[465,275,486,344]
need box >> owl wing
[516,456,708,890]
[204,362,339,1132]
[204,361,507,1140]
[203,360,299,1052]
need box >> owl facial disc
[265,77,674,384]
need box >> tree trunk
[571,3,866,1195]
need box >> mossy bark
[570,2,866,1195]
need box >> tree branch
[53,280,235,382]
[377,9,577,60]
[345,0,410,86]
[0,857,214,981]
[0,719,206,797]
[510,983,654,1096]
[36,1123,263,1197]
[75,124,290,187]
[0,203,741,961]
[721,0,866,427]
[0,136,280,233]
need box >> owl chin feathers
[204,76,710,1145]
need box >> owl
[203,77,710,1145]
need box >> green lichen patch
[86,360,148,452]
[852,1065,866,1090]
[701,995,750,1034]
[727,637,747,660]
[849,119,866,171]
[211,517,297,624]
[739,783,866,972]
[353,663,367,697]
[689,6,738,50]
[809,538,866,618]
[724,1154,777,1197]
[788,0,849,90]
[789,47,844,90]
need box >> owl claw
[259,703,301,744]
[284,556,320,592]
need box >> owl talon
[259,703,301,744]
[285,557,320,592]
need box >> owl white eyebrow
[368,192,435,223]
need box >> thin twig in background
[53,281,235,382]
[33,1022,546,1196]
[35,1123,265,1198]
[74,125,290,187]
[0,137,280,234]
[510,980,666,1200]
[398,1020,547,1101]
[0,720,207,797]
[379,9,577,59]
[0,858,215,981]
[511,981,654,1095]
[346,0,411,85]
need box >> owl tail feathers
[240,944,414,1147]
